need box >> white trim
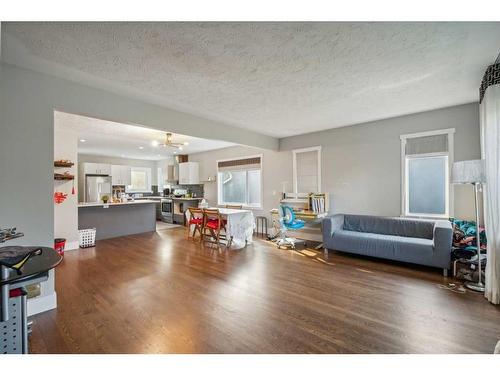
[448,130,455,217]
[406,151,449,158]
[216,154,263,209]
[27,292,57,317]
[292,146,322,195]
[65,240,79,251]
[401,128,455,218]
[400,127,455,140]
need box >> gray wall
[190,146,291,221]
[0,61,277,314]
[0,61,277,240]
[280,102,481,220]
[191,103,480,223]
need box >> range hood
[166,164,178,183]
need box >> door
[161,200,173,214]
[111,165,131,185]
[111,165,121,185]
[121,165,131,185]
[84,162,111,175]
[178,162,199,184]
[84,162,99,175]
[98,164,111,175]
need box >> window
[126,167,152,193]
[401,129,454,218]
[217,156,262,208]
[293,146,321,196]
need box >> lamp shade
[451,159,485,184]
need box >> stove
[160,198,173,223]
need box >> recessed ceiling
[5,22,500,137]
[54,111,236,160]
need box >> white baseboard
[27,292,57,316]
[65,240,79,251]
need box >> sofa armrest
[322,214,344,238]
[433,220,453,259]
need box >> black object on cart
[1,227,62,354]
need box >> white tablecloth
[186,208,255,249]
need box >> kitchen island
[78,200,156,240]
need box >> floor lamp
[451,159,486,292]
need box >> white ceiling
[54,111,236,161]
[5,22,500,137]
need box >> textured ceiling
[4,22,500,137]
[54,111,236,160]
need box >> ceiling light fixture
[151,140,159,147]
[139,146,144,150]
[153,132,185,150]
[80,139,86,143]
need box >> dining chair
[225,204,243,209]
[202,208,227,247]
[187,207,204,241]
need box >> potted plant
[102,195,109,204]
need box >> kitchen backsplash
[117,184,204,197]
[171,184,204,197]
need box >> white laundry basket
[79,228,96,248]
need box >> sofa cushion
[332,230,435,265]
[343,214,434,239]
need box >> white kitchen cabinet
[111,165,131,186]
[83,162,111,175]
[178,162,199,185]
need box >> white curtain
[480,83,500,304]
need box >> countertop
[78,200,157,208]
[135,196,203,201]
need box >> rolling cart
[1,227,62,354]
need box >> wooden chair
[202,208,227,247]
[187,207,204,241]
[225,204,243,209]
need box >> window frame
[126,166,152,193]
[292,146,322,197]
[400,128,455,219]
[216,154,263,210]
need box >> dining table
[186,207,255,249]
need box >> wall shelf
[54,161,74,168]
[54,173,74,181]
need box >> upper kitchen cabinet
[178,162,199,185]
[83,162,111,175]
[111,165,131,186]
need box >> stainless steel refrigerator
[85,175,111,203]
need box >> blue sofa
[322,214,453,274]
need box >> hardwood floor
[29,228,500,354]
